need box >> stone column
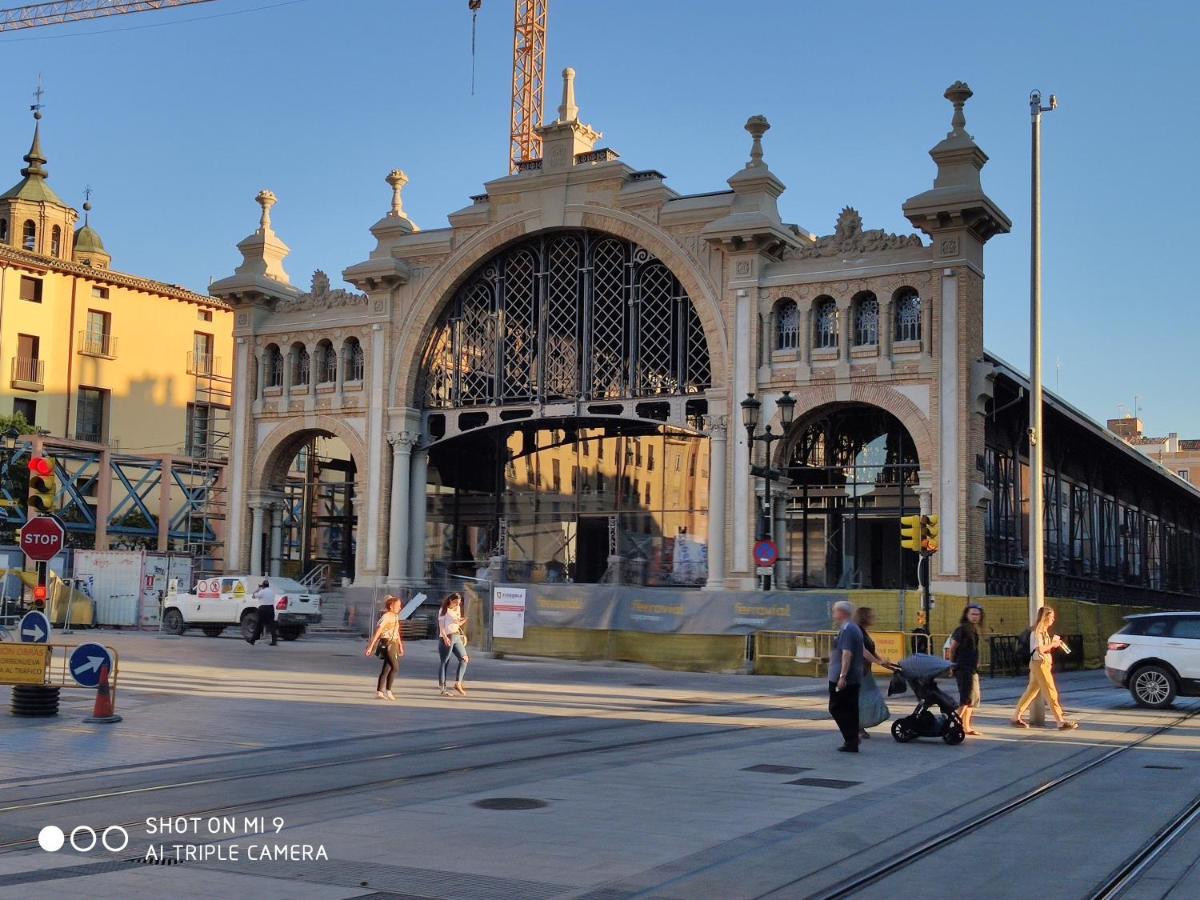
[269,502,284,576]
[308,345,317,399]
[255,350,266,401]
[704,422,728,591]
[282,347,293,395]
[249,501,266,576]
[334,341,345,403]
[407,447,428,584]
[386,431,414,586]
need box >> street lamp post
[1029,89,1056,725]
[741,391,796,590]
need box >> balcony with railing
[78,331,117,359]
[187,352,220,376]
[10,356,44,391]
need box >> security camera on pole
[1028,89,1057,726]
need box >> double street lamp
[741,390,796,589]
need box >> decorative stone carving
[788,207,923,259]
[273,270,368,313]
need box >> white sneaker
[375,691,386,700]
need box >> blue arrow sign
[69,643,113,688]
[18,610,50,643]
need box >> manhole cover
[743,764,813,775]
[1145,765,1183,770]
[787,777,861,789]
[473,797,547,811]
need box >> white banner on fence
[492,586,527,640]
[73,551,142,626]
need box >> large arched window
[291,342,310,386]
[344,337,364,382]
[420,230,711,408]
[853,292,879,346]
[50,225,61,257]
[264,344,284,389]
[894,287,922,343]
[316,340,336,383]
[775,298,799,351]
[812,297,838,350]
[21,220,35,251]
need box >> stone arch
[771,385,936,474]
[250,414,369,496]
[391,208,728,409]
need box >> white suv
[1105,612,1200,708]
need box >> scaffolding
[183,358,232,578]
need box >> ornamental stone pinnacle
[256,189,277,234]
[557,67,579,124]
[745,115,769,168]
[944,81,973,136]
[386,169,408,218]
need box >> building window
[775,298,799,351]
[853,292,879,346]
[1181,470,1191,483]
[316,340,336,383]
[82,309,113,356]
[19,276,42,303]
[76,387,108,443]
[894,287,922,343]
[291,343,310,386]
[14,333,40,384]
[191,332,214,375]
[344,337,364,381]
[91,286,109,300]
[198,308,213,322]
[12,397,35,426]
[50,225,61,257]
[812,296,838,350]
[21,219,35,251]
[0,218,8,242]
[264,345,283,388]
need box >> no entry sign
[21,515,65,563]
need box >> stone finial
[386,169,408,218]
[745,115,770,168]
[557,67,579,123]
[944,81,973,135]
[256,189,277,233]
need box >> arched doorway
[256,428,360,585]
[782,404,920,589]
[415,229,715,587]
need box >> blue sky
[0,0,1195,434]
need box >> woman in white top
[1012,606,1078,730]
[365,595,405,700]
[438,593,470,696]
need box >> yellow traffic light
[27,456,58,513]
[922,514,940,553]
[899,514,922,552]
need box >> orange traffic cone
[84,663,122,724]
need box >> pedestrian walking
[249,579,277,646]
[438,593,470,697]
[1012,606,1079,730]
[854,607,897,740]
[948,604,985,736]
[828,600,865,752]
[365,595,405,700]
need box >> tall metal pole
[1029,90,1055,725]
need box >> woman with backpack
[1011,606,1078,730]
[948,604,984,736]
[364,595,405,700]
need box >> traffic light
[27,456,57,513]
[900,514,922,552]
[32,583,47,609]
[922,515,941,553]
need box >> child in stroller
[889,654,965,745]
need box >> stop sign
[21,515,65,563]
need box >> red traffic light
[28,457,52,477]
[33,584,47,603]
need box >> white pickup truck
[163,575,322,641]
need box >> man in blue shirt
[828,600,865,752]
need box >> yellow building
[0,109,232,453]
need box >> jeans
[438,635,468,687]
[829,682,861,748]
[377,641,399,693]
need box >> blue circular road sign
[753,539,779,567]
[18,610,50,643]
[69,643,114,688]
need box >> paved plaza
[0,633,1196,898]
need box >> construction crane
[0,0,215,32]
[472,1,549,175]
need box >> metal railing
[300,564,330,591]
[187,351,220,376]
[78,331,117,358]
[10,356,43,386]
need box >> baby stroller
[889,654,965,745]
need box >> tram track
[792,703,1200,899]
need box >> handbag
[887,671,907,696]
[375,637,395,659]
